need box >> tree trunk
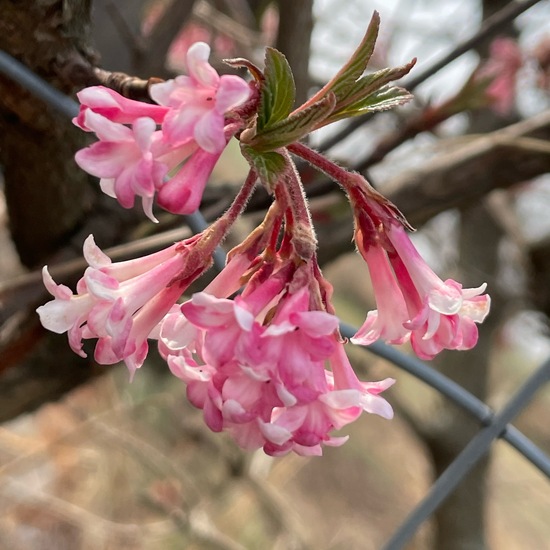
[0,0,97,267]
[429,203,503,550]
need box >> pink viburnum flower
[476,37,523,115]
[36,235,200,378]
[74,43,250,218]
[73,85,169,130]
[75,110,172,221]
[159,260,394,456]
[74,109,223,219]
[352,217,490,360]
[150,42,251,153]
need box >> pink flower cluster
[74,42,251,221]
[159,257,394,457]
[37,29,493,457]
[476,37,522,115]
[352,209,490,360]
[36,234,204,378]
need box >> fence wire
[1,44,549,550]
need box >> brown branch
[384,109,550,226]
[93,68,163,101]
[137,0,197,77]
[193,0,264,50]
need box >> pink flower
[150,42,251,153]
[388,224,490,359]
[36,235,198,378]
[74,43,250,219]
[75,110,171,221]
[352,218,490,359]
[477,37,522,115]
[75,110,211,219]
[73,86,169,130]
[160,271,394,456]
[156,146,222,215]
[352,238,410,346]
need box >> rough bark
[0,0,97,267]
[0,1,141,421]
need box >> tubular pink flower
[36,235,197,378]
[75,110,205,220]
[75,110,171,221]
[160,273,395,456]
[150,42,251,153]
[387,223,490,358]
[156,147,222,215]
[352,243,410,346]
[351,216,490,359]
[73,86,169,130]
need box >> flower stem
[277,150,318,260]
[201,167,258,250]
[288,141,412,229]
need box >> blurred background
[0,0,549,548]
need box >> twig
[93,68,163,101]
[193,0,264,49]
[383,109,550,225]
[317,0,543,152]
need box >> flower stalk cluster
[38,13,490,456]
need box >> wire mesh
[0,45,549,550]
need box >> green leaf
[328,11,380,100]
[241,146,287,189]
[324,85,413,125]
[258,48,296,131]
[300,12,380,111]
[249,93,336,151]
[336,60,415,108]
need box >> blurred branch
[136,0,196,76]
[245,469,311,549]
[384,109,550,226]
[194,0,264,50]
[317,0,543,153]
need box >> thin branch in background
[193,0,264,50]
[105,0,147,58]
[317,0,543,153]
[301,109,550,229]
[220,0,257,28]
[382,109,550,225]
[0,477,172,542]
[244,470,312,550]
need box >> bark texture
[0,0,97,267]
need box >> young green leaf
[335,59,416,109]
[241,146,287,190]
[322,86,413,125]
[258,47,296,131]
[297,11,380,111]
[248,93,336,151]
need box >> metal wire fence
[1,40,549,550]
